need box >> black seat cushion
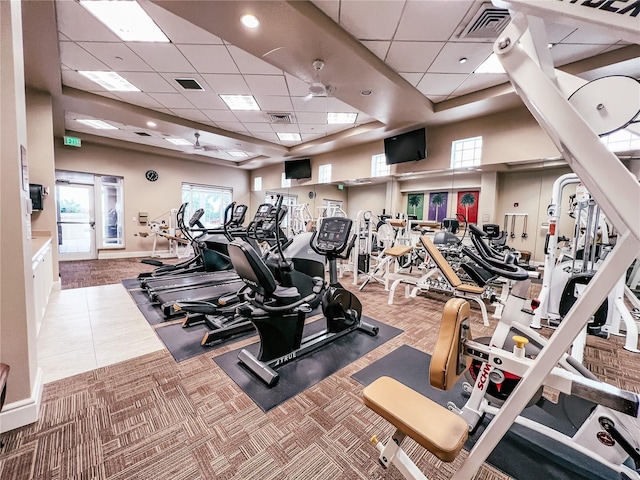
[228,239,277,297]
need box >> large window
[318,164,332,184]
[451,136,482,168]
[371,153,390,177]
[281,172,291,188]
[254,176,262,191]
[181,183,233,228]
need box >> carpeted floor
[1,259,637,480]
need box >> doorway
[56,181,96,260]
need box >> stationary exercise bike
[231,216,379,387]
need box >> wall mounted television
[29,183,44,211]
[384,128,426,165]
[284,158,312,179]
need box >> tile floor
[37,283,164,384]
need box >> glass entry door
[56,182,96,260]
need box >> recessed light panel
[228,151,249,158]
[78,71,140,91]
[241,14,260,28]
[219,94,261,111]
[80,1,169,42]
[165,138,192,146]
[327,112,357,124]
[76,119,118,130]
[277,133,301,141]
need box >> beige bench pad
[384,245,413,257]
[363,376,468,462]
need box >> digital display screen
[319,219,350,245]
[259,205,270,213]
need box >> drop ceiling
[22,0,640,170]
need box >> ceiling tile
[55,0,120,42]
[168,109,211,123]
[560,28,621,45]
[299,124,327,134]
[327,124,352,135]
[295,112,327,124]
[59,42,109,71]
[203,110,239,122]
[361,41,391,61]
[291,96,328,113]
[227,45,283,75]
[232,111,271,123]
[544,21,577,44]
[177,45,239,74]
[253,95,294,112]
[85,91,122,101]
[140,1,224,45]
[178,91,227,110]
[252,132,280,142]
[127,43,196,73]
[327,97,358,113]
[301,133,327,142]
[284,74,311,97]
[77,43,151,72]
[201,74,250,94]
[426,95,448,103]
[243,123,275,133]
[416,73,468,96]
[119,72,176,93]
[399,72,424,86]
[428,42,493,74]
[244,75,289,96]
[114,92,165,109]
[271,124,300,133]
[147,93,196,109]
[386,41,445,72]
[61,70,106,92]
[216,122,247,132]
[449,73,508,98]
[395,1,474,41]
[551,44,609,67]
[340,1,405,41]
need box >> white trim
[0,367,43,433]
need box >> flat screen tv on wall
[384,128,426,165]
[284,158,312,179]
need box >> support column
[478,171,498,225]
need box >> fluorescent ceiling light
[219,94,260,111]
[76,119,118,130]
[474,53,505,74]
[146,121,157,128]
[80,1,169,42]
[79,71,140,91]
[277,133,301,141]
[165,138,192,146]
[228,151,249,158]
[327,112,358,124]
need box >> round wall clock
[145,170,159,182]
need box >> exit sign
[63,136,81,147]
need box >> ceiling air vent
[268,112,293,124]
[134,131,151,136]
[459,3,510,39]
[175,78,204,90]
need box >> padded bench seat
[383,245,413,258]
[363,376,468,462]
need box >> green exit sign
[63,136,82,147]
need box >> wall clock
[145,170,159,182]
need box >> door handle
[90,221,96,228]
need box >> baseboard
[0,367,43,433]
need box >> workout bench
[363,299,471,476]
[408,236,491,326]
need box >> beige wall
[1,0,39,410]
[55,142,250,255]
[26,89,59,279]
[347,183,387,219]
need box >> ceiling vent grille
[268,112,294,124]
[460,4,510,39]
[134,131,151,136]
[175,78,204,90]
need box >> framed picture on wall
[457,190,479,224]
[428,192,448,222]
[407,193,424,220]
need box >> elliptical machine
[232,216,379,387]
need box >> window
[318,164,332,184]
[181,183,232,229]
[100,176,124,248]
[254,176,262,191]
[281,172,291,188]
[371,153,390,177]
[601,129,640,152]
[451,136,482,168]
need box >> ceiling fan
[305,59,335,100]
[192,132,219,152]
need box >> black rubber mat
[156,321,257,362]
[122,278,141,290]
[352,345,616,480]
[214,316,402,412]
